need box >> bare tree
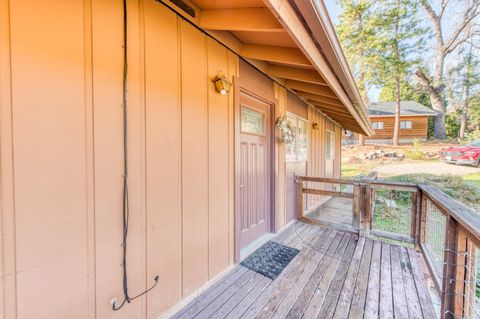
[416,0,480,139]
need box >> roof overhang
[369,114,437,118]
[157,0,374,136]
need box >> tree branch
[444,1,480,53]
[416,69,435,93]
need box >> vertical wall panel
[207,38,230,278]
[181,20,209,296]
[9,0,88,318]
[0,0,16,317]
[144,2,182,316]
[227,52,238,265]
[274,84,287,230]
[92,0,144,318]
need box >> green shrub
[386,174,480,211]
[404,139,424,160]
[465,130,480,143]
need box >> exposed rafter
[199,8,284,32]
[306,101,350,116]
[241,44,312,68]
[264,0,374,136]
[286,80,336,98]
[296,91,343,107]
[266,65,326,85]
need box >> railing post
[441,218,468,319]
[354,182,369,237]
[296,177,304,220]
[418,191,427,251]
[441,216,457,319]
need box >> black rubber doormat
[240,241,300,280]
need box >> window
[372,122,384,130]
[326,130,335,160]
[285,113,308,162]
[241,107,264,135]
[400,121,412,129]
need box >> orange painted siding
[305,107,342,209]
[368,116,429,140]
[0,1,344,318]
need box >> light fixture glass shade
[213,73,232,95]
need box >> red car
[439,140,480,167]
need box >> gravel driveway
[375,161,479,176]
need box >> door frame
[234,80,277,262]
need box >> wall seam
[83,0,96,317]
[0,0,17,317]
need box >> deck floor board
[170,223,436,319]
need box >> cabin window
[241,107,265,135]
[400,121,412,129]
[372,122,384,130]
[326,130,335,160]
[286,113,308,161]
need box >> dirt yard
[375,161,479,176]
[341,141,480,182]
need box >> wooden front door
[236,90,272,251]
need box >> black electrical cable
[112,0,159,311]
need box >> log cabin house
[344,101,437,144]
[2,1,479,319]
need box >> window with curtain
[372,121,384,130]
[285,113,308,162]
[326,130,335,160]
[400,121,412,129]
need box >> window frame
[400,120,412,129]
[326,130,336,160]
[285,112,308,162]
[372,121,384,130]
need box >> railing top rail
[296,176,355,184]
[295,175,417,190]
[419,183,480,243]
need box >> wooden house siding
[0,1,348,318]
[367,116,429,140]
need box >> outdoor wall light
[213,73,232,96]
[312,122,319,130]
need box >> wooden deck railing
[296,175,480,319]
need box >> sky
[323,0,478,104]
[325,1,341,24]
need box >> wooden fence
[296,175,480,319]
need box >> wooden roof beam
[266,65,327,85]
[306,100,351,116]
[264,0,374,136]
[199,8,285,32]
[241,44,312,68]
[296,91,343,107]
[286,80,336,98]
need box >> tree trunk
[459,113,466,139]
[393,76,401,146]
[459,82,470,139]
[358,134,365,146]
[416,70,447,139]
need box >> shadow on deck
[170,223,437,319]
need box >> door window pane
[241,107,265,135]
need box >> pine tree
[336,0,380,145]
[374,0,425,145]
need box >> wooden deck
[170,223,437,319]
[308,197,355,229]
